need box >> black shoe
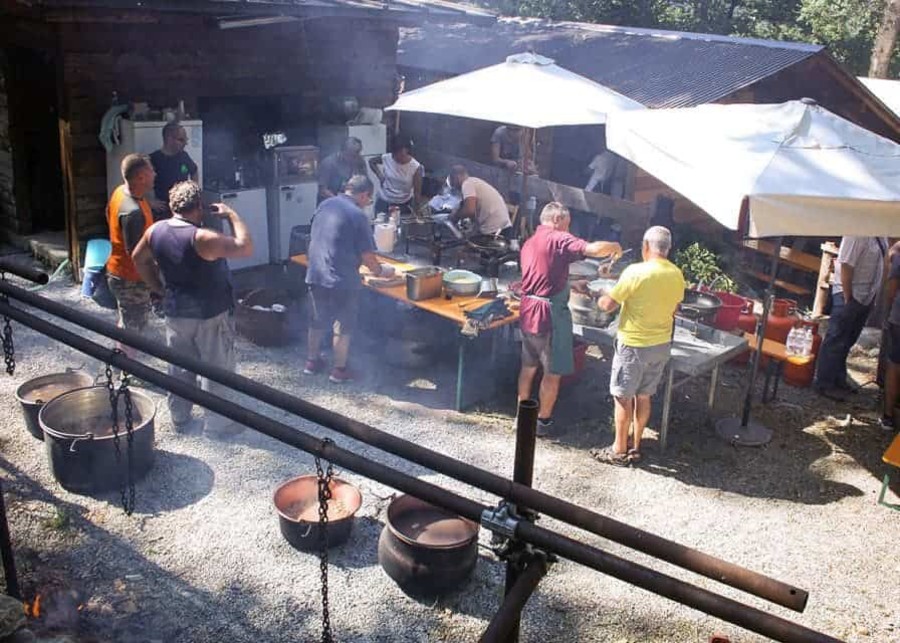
[536,417,557,437]
[814,385,846,401]
[880,416,895,432]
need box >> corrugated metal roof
[399,18,823,108]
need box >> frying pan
[678,289,722,324]
[467,234,511,254]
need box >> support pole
[481,555,549,643]
[503,399,539,642]
[0,281,809,613]
[0,480,20,599]
[0,301,843,643]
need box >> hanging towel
[98,104,130,152]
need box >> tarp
[606,100,900,237]
[386,53,645,128]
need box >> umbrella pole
[519,129,532,237]
[716,237,783,446]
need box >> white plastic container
[374,222,397,254]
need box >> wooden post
[58,118,81,282]
[813,241,839,318]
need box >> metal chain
[0,274,14,376]
[118,374,136,515]
[315,439,335,643]
[105,352,135,515]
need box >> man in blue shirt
[305,175,394,383]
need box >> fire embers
[14,587,87,643]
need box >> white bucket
[374,222,396,254]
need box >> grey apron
[527,285,575,375]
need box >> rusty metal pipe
[0,480,20,599]
[0,283,808,612]
[481,555,549,643]
[0,302,842,643]
[0,261,48,285]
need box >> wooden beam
[58,118,81,281]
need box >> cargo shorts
[308,285,359,336]
[609,340,671,398]
[107,275,151,332]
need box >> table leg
[455,338,466,412]
[762,360,774,403]
[772,361,783,401]
[660,366,675,452]
[708,364,719,411]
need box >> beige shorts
[610,340,671,398]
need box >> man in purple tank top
[132,181,254,436]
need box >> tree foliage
[480,0,897,77]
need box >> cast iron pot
[678,289,722,324]
[39,386,156,494]
[378,494,479,597]
[16,369,95,441]
[273,475,362,551]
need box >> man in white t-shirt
[448,165,512,237]
[369,135,422,215]
[815,235,888,397]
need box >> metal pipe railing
[0,300,843,643]
[0,480,20,599]
[0,261,48,285]
[0,280,809,613]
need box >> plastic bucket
[83,239,111,270]
[711,292,745,331]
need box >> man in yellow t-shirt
[593,226,685,466]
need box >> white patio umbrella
[606,99,900,445]
[606,99,900,238]
[386,52,644,128]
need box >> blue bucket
[84,239,111,271]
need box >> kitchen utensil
[377,494,479,597]
[443,269,482,296]
[273,475,362,551]
[40,386,156,494]
[678,289,722,324]
[405,266,443,301]
[16,369,96,440]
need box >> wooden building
[0,0,492,271]
[397,18,900,237]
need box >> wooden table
[291,254,520,410]
[745,333,814,403]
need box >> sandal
[590,447,631,467]
[627,448,643,463]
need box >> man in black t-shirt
[149,122,198,220]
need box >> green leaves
[673,242,738,293]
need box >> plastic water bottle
[786,326,799,356]
[802,327,814,358]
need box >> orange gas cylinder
[783,320,822,388]
[765,299,799,344]
[733,299,759,365]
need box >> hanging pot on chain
[272,475,362,551]
[378,494,479,596]
[39,386,156,494]
[16,369,95,440]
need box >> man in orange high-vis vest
[106,154,156,336]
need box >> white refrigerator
[106,119,203,197]
[267,181,318,263]
[202,187,269,271]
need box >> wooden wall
[50,12,399,240]
[0,51,16,235]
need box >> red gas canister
[765,299,799,344]
[783,319,822,388]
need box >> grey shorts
[610,340,671,398]
[521,331,551,372]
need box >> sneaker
[880,415,895,432]
[303,358,325,375]
[173,418,202,435]
[536,418,556,437]
[328,367,354,384]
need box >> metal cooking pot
[377,494,479,596]
[678,289,722,324]
[273,475,362,551]
[39,386,156,494]
[443,269,482,296]
[16,369,95,441]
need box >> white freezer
[267,181,317,263]
[203,187,269,271]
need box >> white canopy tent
[606,99,900,238]
[606,98,900,445]
[386,53,645,128]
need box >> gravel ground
[1,263,898,643]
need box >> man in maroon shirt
[518,202,622,435]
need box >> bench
[879,433,900,511]
[745,334,814,402]
[742,240,821,298]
